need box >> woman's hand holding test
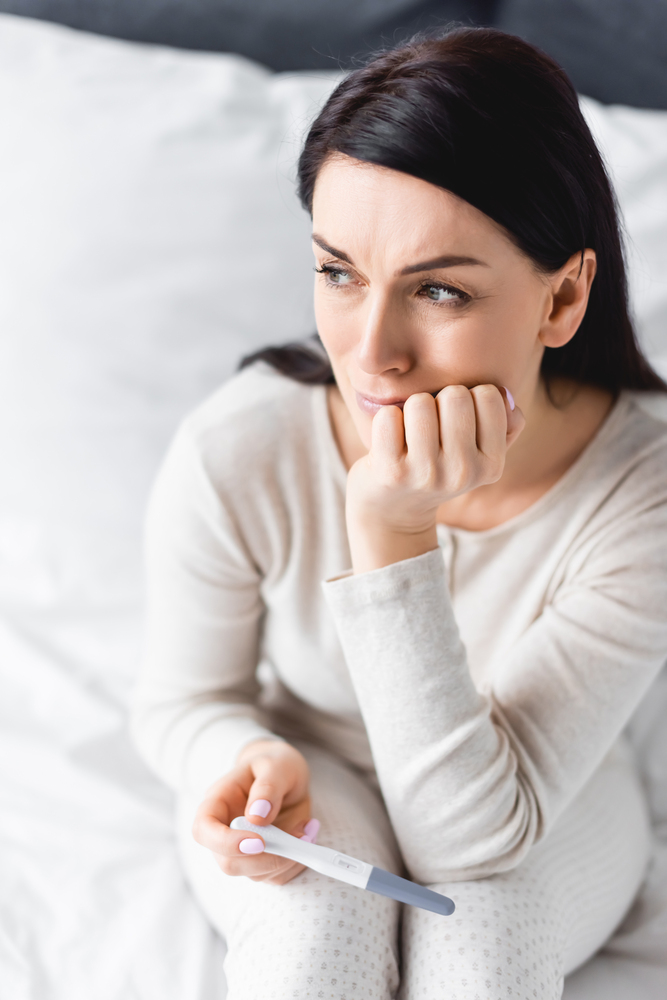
[192,739,319,886]
[346,384,525,574]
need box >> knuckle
[417,466,438,491]
[378,460,405,489]
[406,391,434,412]
[441,384,469,403]
[249,776,276,795]
[217,857,237,877]
[487,457,504,482]
[473,383,499,400]
[448,463,468,494]
[250,753,279,774]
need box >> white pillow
[0,14,340,688]
[0,12,665,684]
[580,96,667,374]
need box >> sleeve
[128,423,286,801]
[321,479,667,884]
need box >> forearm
[323,549,538,883]
[129,680,285,800]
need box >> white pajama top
[129,364,667,882]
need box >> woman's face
[311,154,557,449]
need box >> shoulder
[568,391,667,567]
[624,389,667,439]
[185,362,317,437]
[146,364,335,574]
[607,391,667,493]
[166,363,326,494]
[522,391,667,577]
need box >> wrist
[347,520,439,574]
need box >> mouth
[355,392,406,416]
[355,390,440,417]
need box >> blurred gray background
[0,0,665,108]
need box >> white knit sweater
[129,364,667,882]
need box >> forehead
[311,153,513,265]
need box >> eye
[315,264,355,287]
[419,282,469,304]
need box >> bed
[0,10,665,998]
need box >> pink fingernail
[239,838,264,854]
[304,818,320,840]
[502,386,515,411]
[248,799,271,818]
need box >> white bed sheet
[1,616,665,999]
[0,14,665,998]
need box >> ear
[538,249,597,349]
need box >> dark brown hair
[242,27,665,393]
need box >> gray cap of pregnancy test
[366,867,455,916]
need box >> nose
[356,291,413,377]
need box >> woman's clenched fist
[346,384,524,573]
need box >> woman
[130,27,667,999]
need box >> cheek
[314,276,543,393]
[425,297,542,384]
[315,296,374,444]
[314,290,359,364]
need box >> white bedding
[0,13,665,998]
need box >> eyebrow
[399,254,489,274]
[311,234,488,274]
[312,235,354,265]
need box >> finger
[192,801,264,860]
[197,766,253,826]
[238,836,266,854]
[193,802,272,872]
[370,404,405,464]
[402,393,440,469]
[220,852,298,881]
[245,752,308,827]
[255,860,308,885]
[501,387,526,448]
[501,385,515,418]
[192,764,269,856]
[247,797,272,821]
[191,766,313,878]
[300,818,321,843]
[436,385,478,490]
[222,842,297,879]
[470,384,506,461]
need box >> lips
[355,389,440,417]
[355,391,407,416]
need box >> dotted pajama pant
[175,737,651,1000]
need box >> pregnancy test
[230,816,455,916]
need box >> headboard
[0,0,665,107]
